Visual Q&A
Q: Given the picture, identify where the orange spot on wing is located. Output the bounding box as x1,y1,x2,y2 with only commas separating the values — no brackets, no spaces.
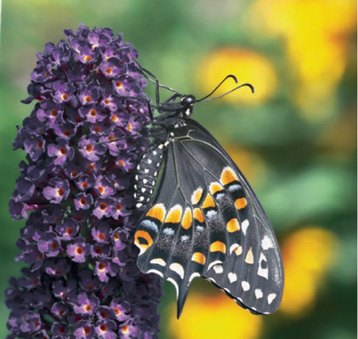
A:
210,241,226,254
192,252,206,265
182,208,192,230
202,194,216,209
235,198,247,210
165,205,182,223
191,188,203,205
220,167,239,186
193,208,204,223
146,204,166,222
227,218,240,233
210,182,224,195
134,230,153,253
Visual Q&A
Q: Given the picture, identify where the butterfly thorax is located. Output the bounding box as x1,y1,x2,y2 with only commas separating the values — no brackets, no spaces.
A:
133,94,196,211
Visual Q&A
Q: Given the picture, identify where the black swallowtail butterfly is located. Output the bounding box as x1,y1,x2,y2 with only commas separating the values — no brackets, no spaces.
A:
132,68,284,318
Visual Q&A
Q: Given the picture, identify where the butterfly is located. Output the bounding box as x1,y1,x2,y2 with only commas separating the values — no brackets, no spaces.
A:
132,69,284,318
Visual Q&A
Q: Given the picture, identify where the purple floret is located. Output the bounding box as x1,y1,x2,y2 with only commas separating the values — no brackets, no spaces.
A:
66,237,90,263
6,24,162,339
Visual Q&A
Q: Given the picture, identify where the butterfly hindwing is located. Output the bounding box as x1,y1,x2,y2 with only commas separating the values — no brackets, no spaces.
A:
134,119,284,317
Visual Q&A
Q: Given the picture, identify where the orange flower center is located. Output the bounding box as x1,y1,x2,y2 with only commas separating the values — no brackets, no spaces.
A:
80,198,87,205
85,145,94,152
59,147,67,155
99,202,107,211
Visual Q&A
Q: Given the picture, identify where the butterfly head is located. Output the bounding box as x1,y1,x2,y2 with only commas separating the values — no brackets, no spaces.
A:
180,95,196,117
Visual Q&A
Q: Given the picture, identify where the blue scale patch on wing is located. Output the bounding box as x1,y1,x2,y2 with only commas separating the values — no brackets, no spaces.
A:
134,119,284,317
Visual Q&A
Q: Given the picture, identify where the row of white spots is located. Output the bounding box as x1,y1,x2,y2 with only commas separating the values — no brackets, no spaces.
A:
223,272,277,305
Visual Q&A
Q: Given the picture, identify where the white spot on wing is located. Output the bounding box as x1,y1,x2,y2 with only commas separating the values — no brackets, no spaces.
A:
228,272,237,283
150,258,166,267
213,265,223,274
147,269,163,278
261,235,274,250
208,260,223,271
242,220,249,235
267,293,277,304
241,281,250,291
255,289,263,299
169,263,185,279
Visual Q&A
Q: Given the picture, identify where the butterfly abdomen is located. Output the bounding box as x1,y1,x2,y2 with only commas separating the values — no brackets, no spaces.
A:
134,144,166,211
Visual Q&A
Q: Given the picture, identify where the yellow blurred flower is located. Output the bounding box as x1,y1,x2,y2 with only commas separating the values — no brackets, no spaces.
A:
168,292,263,339
280,227,338,315
197,48,277,105
251,0,356,120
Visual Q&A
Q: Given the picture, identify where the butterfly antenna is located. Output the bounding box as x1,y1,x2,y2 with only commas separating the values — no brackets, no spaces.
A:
198,82,255,103
196,74,239,102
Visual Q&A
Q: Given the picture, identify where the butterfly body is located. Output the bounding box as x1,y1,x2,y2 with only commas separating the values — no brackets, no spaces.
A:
133,91,284,318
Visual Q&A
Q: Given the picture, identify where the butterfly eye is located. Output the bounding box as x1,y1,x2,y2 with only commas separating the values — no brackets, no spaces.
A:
181,95,195,106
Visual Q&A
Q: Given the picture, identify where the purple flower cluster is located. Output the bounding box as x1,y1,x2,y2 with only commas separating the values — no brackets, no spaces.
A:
6,24,162,338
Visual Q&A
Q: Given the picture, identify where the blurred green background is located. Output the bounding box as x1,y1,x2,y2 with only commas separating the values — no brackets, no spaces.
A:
0,0,356,338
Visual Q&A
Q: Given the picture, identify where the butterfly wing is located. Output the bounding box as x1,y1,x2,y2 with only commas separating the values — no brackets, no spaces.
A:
134,119,284,317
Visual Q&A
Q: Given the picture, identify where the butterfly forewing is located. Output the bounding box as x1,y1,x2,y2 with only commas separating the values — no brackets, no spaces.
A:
134,119,284,317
